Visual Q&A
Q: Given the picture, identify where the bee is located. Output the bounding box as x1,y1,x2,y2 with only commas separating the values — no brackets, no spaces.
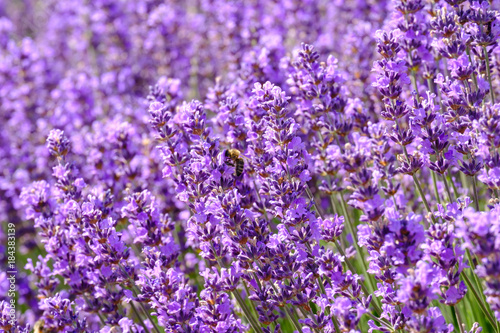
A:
34,319,45,333
224,149,246,177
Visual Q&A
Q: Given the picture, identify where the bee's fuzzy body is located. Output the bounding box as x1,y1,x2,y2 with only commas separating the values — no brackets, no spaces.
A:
224,149,245,177
34,320,45,333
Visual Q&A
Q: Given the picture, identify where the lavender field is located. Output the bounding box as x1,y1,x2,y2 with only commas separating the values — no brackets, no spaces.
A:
1,0,500,332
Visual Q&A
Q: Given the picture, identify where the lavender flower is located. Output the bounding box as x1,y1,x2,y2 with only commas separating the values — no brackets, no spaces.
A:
4,0,500,332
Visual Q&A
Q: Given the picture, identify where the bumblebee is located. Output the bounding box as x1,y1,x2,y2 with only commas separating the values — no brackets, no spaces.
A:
224,149,245,177
34,320,45,333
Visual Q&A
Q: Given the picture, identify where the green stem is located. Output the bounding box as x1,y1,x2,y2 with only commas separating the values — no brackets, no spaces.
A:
483,46,495,102
431,171,441,205
410,70,420,100
465,249,477,271
465,248,489,311
427,78,435,95
339,192,377,294
448,169,459,199
327,177,339,216
339,193,357,243
317,132,338,217
318,276,326,296
436,72,446,113
252,272,262,292
330,194,339,215
244,279,260,319
466,47,479,92
442,173,454,203
130,301,151,333
450,305,460,332
215,258,261,332
412,173,437,224
436,300,456,328
233,290,262,333
472,176,480,211
285,307,303,333
331,315,342,333
306,185,325,219
443,58,450,78
364,310,395,331
454,305,466,333
462,272,499,331
401,145,437,223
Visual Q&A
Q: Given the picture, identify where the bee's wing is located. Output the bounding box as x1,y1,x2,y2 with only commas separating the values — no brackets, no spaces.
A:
239,153,251,160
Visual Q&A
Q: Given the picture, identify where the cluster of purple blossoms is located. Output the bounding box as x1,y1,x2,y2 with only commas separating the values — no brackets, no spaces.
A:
1,0,500,332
